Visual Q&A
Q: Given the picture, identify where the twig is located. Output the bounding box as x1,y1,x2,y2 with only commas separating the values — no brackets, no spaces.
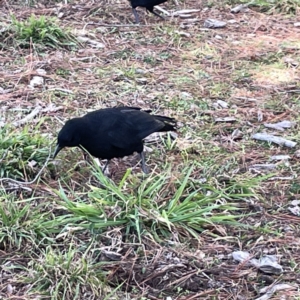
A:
85,22,155,28
12,106,42,127
11,104,63,127
47,88,74,94
155,6,170,16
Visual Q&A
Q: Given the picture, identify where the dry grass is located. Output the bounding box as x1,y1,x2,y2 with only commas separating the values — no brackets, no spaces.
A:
0,0,300,299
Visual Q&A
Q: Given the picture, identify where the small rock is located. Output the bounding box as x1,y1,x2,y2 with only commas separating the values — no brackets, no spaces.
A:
213,99,228,109
216,99,228,108
264,120,296,131
28,69,47,88
7,284,13,294
181,92,192,99
29,76,44,88
257,255,283,275
135,68,147,74
290,200,300,206
232,251,251,263
288,206,300,216
294,149,300,157
204,18,227,28
136,78,147,84
231,4,248,13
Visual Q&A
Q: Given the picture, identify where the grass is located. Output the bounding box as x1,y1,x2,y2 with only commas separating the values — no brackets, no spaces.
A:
0,0,300,298
57,164,253,239
9,14,78,50
0,125,50,180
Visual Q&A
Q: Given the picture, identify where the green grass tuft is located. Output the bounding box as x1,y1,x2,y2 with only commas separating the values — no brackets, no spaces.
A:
0,125,50,180
53,164,261,242
10,14,78,50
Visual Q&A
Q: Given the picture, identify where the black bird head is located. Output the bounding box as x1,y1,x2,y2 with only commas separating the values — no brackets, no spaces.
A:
53,118,83,159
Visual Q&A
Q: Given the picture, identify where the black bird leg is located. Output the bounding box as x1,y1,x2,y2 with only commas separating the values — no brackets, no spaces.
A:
146,6,165,19
83,152,89,162
132,8,140,23
139,152,149,174
102,159,110,173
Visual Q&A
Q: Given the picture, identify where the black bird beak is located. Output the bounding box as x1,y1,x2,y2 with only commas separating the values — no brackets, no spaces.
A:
53,144,63,159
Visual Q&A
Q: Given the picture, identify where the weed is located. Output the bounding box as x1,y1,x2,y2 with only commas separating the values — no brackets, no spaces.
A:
0,125,49,180
23,244,105,299
1,0,299,298
11,14,77,50
55,164,257,242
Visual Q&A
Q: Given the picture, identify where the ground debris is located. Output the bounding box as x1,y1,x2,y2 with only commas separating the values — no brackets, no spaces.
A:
204,19,227,28
256,283,297,300
252,133,297,148
232,251,283,275
264,120,296,131
1,0,300,299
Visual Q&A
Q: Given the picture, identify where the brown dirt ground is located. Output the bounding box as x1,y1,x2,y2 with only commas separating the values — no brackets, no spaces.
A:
1,0,300,299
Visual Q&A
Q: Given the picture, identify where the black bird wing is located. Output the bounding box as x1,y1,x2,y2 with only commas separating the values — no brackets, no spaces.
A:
107,108,166,149
80,107,175,156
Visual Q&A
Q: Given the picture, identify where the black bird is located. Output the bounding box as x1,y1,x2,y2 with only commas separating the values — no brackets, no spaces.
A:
129,0,168,23
53,107,176,174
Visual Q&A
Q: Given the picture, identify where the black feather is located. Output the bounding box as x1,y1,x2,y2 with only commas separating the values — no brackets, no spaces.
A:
53,107,177,174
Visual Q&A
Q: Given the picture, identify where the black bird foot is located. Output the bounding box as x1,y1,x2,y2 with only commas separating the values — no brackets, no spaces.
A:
102,159,110,174
142,164,149,174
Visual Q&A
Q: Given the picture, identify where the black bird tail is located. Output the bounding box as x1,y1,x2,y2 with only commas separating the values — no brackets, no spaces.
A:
153,115,177,132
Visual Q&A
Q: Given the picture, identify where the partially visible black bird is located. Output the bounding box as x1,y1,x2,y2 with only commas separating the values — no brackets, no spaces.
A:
53,107,177,174
129,0,168,23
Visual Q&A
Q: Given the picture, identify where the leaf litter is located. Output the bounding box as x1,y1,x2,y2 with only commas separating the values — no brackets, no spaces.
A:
0,0,300,299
